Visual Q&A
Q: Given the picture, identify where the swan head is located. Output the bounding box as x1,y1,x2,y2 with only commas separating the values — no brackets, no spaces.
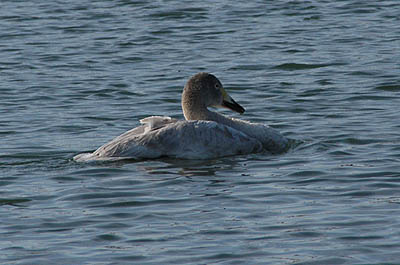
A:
182,72,245,120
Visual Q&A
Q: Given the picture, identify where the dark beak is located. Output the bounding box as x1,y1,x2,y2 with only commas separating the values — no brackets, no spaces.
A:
222,97,245,114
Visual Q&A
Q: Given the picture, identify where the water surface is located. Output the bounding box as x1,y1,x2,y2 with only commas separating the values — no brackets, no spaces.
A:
1,1,400,264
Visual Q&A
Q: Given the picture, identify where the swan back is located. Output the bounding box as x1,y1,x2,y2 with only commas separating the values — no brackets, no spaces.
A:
205,110,289,153
90,118,263,160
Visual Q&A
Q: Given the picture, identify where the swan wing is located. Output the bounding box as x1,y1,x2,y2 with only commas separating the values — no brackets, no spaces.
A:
77,120,262,160
73,116,176,161
150,120,263,159
226,116,290,153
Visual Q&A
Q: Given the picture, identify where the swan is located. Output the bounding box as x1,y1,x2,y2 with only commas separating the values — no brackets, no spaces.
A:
73,72,289,161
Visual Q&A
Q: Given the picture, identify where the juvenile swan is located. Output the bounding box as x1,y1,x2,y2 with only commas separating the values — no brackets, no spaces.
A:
74,72,289,161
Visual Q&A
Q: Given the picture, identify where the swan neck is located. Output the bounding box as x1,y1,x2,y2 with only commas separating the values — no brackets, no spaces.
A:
182,89,210,120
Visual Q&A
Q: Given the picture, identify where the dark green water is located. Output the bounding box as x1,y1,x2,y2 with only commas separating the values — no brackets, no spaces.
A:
1,1,400,264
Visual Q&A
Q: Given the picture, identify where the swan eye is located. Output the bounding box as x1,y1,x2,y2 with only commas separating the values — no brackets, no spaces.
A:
215,83,220,90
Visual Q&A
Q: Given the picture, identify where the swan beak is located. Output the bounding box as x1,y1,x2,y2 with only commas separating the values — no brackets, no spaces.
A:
221,89,245,114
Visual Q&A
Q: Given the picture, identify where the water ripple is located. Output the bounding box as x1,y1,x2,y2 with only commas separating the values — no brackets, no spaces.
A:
2,0,400,264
